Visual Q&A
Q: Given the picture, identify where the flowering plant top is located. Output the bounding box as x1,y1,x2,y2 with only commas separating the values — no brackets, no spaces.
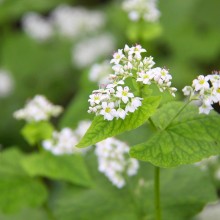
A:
183,74,220,114
88,44,177,121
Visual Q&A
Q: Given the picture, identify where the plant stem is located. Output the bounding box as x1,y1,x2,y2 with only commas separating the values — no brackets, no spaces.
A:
154,166,161,220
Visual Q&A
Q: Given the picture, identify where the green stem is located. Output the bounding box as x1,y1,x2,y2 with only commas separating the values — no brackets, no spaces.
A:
163,100,191,130
154,166,161,220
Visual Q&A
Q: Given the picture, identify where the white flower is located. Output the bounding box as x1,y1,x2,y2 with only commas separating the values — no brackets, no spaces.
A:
199,104,213,115
0,69,14,98
110,49,125,65
127,159,139,176
170,87,177,97
183,74,220,114
192,75,209,92
125,97,142,113
22,12,54,42
42,120,92,155
75,120,91,138
88,44,174,120
72,34,115,68
182,86,193,96
95,137,139,188
128,44,146,57
122,0,160,23
131,97,142,108
112,64,125,74
88,93,104,106
100,102,116,120
195,155,219,171
137,70,153,84
13,95,63,122
116,108,127,119
43,128,78,155
51,5,105,38
88,60,111,85
115,86,134,103
143,56,155,68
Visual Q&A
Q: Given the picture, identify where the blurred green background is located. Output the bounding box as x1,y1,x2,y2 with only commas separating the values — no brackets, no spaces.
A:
0,0,220,219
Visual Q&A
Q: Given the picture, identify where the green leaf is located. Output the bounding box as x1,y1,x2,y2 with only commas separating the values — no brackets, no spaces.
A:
21,121,54,146
150,165,217,220
0,149,48,213
50,153,216,220
21,152,92,187
50,153,138,220
77,96,161,148
0,208,48,220
130,101,220,167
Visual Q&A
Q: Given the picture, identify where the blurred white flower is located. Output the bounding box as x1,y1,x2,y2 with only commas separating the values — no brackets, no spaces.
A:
194,156,219,171
43,128,78,155
72,34,115,68
74,120,91,138
0,69,14,98
196,201,220,220
51,5,105,38
89,60,112,85
22,12,54,42
122,0,160,22
95,137,139,188
42,120,91,155
13,95,63,122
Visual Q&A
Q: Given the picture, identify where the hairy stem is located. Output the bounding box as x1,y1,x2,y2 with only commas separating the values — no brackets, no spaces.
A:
154,166,161,220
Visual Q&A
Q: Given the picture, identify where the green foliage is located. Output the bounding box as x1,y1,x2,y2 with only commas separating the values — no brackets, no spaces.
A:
50,154,216,220
0,208,48,220
130,102,220,167
127,22,162,42
21,121,54,146
0,149,48,213
21,151,93,187
77,96,161,148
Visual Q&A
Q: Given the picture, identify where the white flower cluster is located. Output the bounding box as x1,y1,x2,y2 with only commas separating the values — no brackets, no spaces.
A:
72,34,115,68
183,74,220,114
13,95,63,122
22,5,105,42
88,44,176,120
22,12,53,42
42,120,91,155
122,0,160,22
51,5,105,38
95,137,139,188
0,69,14,98
89,60,112,85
